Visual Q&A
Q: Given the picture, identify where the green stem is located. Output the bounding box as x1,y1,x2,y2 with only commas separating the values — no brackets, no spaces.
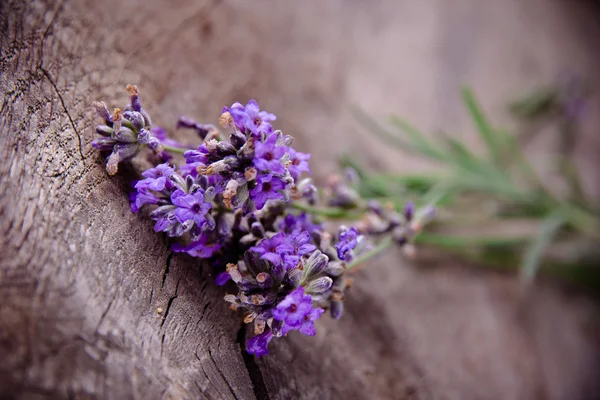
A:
161,144,188,154
346,236,393,271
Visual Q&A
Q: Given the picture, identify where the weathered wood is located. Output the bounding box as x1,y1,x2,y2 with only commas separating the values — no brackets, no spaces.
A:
1,0,600,399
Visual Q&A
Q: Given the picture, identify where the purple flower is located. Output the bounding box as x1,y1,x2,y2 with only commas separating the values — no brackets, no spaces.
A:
250,233,293,266
215,271,231,286
179,161,203,178
281,230,316,270
172,234,221,258
273,287,314,329
279,213,322,235
335,226,359,261
129,188,159,213
135,163,175,192
254,133,286,173
288,307,324,336
229,99,276,137
184,144,209,164
250,174,286,210
288,148,311,181
246,329,273,358
171,189,212,228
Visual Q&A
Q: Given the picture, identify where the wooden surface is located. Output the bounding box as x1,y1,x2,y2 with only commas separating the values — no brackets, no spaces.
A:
1,0,600,399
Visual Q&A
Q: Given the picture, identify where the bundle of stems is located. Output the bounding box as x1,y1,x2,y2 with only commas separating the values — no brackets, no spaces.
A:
338,82,599,290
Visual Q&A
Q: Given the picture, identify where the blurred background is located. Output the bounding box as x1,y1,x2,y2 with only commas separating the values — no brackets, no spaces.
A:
4,0,600,398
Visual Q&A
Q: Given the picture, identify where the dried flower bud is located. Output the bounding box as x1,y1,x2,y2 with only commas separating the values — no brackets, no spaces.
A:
126,84,142,112
226,263,243,283
223,179,239,208
219,111,234,128
244,167,257,182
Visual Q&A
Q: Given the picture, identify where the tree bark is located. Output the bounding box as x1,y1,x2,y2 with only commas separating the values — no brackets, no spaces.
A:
2,0,600,399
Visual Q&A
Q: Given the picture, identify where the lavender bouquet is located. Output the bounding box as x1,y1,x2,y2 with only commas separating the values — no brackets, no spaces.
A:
91,85,434,357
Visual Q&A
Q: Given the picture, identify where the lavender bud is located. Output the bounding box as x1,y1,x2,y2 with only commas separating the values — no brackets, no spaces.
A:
136,128,151,144
256,272,273,289
367,200,384,216
123,111,145,131
344,167,360,185
115,127,137,143
216,141,236,157
305,277,333,294
224,294,238,305
151,205,176,219
115,143,139,161
230,131,247,149
92,137,116,151
271,319,284,337
226,263,243,284
169,173,187,192
303,250,329,278
286,268,303,286
330,300,344,320
217,214,231,238
404,201,415,222
324,261,346,277
141,109,152,127
250,221,265,238
302,183,318,204
126,84,142,112
93,101,112,122
270,262,286,282
95,125,114,137
240,137,255,161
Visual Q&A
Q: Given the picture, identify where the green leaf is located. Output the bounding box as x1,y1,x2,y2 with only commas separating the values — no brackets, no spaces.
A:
388,116,450,162
508,87,559,120
353,106,413,152
461,87,501,165
520,211,565,284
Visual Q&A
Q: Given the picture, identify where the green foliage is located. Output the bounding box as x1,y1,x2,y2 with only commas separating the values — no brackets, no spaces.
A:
351,82,600,289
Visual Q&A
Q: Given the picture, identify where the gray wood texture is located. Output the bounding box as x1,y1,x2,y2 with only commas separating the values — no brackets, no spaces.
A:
2,0,600,399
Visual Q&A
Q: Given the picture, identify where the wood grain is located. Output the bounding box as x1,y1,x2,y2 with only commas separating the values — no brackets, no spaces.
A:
1,0,599,399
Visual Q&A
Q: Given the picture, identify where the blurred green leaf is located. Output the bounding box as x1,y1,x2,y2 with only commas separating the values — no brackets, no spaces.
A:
388,116,449,162
520,211,565,284
508,87,559,120
461,87,501,165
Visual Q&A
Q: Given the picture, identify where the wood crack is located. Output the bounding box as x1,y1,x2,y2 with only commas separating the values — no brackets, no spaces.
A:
40,67,85,164
236,323,269,400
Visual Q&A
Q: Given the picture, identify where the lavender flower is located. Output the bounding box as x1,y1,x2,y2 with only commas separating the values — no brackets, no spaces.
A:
92,85,161,175
335,226,359,261
288,148,311,181
254,133,286,174
279,212,322,235
228,99,276,137
246,329,273,357
171,189,212,229
90,87,432,358
172,233,221,258
250,174,286,210
273,287,323,335
250,233,293,266
135,163,175,192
